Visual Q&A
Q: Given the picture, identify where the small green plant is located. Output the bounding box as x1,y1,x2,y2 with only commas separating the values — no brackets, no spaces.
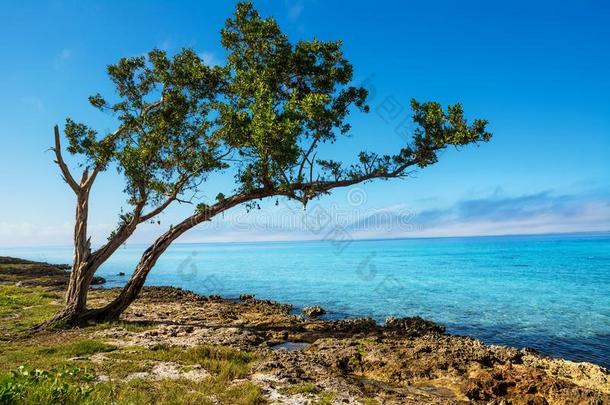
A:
0,365,96,405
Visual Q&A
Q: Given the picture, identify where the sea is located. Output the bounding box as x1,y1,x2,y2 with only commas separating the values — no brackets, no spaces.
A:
2,232,609,368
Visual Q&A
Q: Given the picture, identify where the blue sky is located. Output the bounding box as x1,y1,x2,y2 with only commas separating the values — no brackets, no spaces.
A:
0,0,609,246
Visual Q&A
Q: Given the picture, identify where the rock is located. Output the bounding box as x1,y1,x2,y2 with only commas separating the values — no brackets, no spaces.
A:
384,316,445,336
303,306,326,317
92,276,106,285
118,272,126,276
240,293,255,301
328,318,377,334
125,361,209,381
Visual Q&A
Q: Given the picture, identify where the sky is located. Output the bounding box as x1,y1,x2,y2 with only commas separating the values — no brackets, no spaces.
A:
0,0,609,246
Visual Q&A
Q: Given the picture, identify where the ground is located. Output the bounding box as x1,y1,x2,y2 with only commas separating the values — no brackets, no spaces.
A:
0,257,609,404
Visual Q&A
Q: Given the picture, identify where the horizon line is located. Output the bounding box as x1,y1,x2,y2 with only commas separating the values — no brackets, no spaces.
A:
2,229,608,249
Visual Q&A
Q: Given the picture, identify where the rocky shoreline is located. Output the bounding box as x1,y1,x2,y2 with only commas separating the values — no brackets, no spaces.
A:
1,256,609,404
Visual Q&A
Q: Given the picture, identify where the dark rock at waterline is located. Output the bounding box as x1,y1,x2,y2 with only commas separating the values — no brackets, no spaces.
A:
327,318,377,334
240,293,255,301
0,256,103,288
0,256,70,270
92,276,106,285
118,272,126,276
303,306,326,317
384,316,445,336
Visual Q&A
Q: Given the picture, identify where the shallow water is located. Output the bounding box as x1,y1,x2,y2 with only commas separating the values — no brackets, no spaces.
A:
2,233,609,368
270,342,310,351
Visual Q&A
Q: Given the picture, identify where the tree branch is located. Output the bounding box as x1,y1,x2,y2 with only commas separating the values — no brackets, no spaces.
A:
297,136,320,181
139,174,190,223
53,125,81,193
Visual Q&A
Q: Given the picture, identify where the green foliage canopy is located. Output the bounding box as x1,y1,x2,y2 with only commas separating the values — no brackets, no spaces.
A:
62,1,491,215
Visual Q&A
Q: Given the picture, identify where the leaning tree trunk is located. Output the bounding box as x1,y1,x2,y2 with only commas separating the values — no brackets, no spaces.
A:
87,191,267,322
88,218,195,322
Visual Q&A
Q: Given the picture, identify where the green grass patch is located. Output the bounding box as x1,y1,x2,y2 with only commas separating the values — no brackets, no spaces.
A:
0,365,266,405
315,390,336,405
280,382,317,395
100,377,265,405
108,344,256,381
0,285,62,337
0,339,116,375
40,339,117,357
358,397,380,405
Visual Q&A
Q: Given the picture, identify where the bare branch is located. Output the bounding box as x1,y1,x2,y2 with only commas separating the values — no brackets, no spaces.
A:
53,125,81,193
138,198,173,223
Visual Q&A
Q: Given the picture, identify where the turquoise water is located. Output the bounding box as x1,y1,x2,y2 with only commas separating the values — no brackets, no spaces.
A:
2,233,609,368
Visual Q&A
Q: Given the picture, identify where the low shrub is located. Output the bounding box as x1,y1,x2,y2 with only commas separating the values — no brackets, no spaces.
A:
0,365,95,405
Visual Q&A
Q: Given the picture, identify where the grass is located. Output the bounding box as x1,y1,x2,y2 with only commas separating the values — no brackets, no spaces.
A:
106,344,257,380
358,397,381,405
0,366,266,405
92,320,155,333
315,390,336,405
280,382,318,395
0,339,116,374
0,285,62,337
0,336,264,404
0,280,266,404
38,339,117,357
89,378,265,405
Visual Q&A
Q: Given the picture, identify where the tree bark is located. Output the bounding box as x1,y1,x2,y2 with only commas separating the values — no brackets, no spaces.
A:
88,190,272,322
89,216,205,322
37,187,100,328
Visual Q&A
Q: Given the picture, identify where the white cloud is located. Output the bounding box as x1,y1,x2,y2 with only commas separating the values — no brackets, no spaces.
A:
2,191,608,247
172,190,610,242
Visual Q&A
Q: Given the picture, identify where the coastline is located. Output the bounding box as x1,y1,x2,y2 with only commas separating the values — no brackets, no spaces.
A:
4,236,609,370
1,257,609,404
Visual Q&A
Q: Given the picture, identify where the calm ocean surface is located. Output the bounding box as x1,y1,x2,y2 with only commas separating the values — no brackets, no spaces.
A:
2,233,609,368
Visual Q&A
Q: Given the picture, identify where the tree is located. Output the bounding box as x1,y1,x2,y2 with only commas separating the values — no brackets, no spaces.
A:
43,49,227,328
44,2,491,327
